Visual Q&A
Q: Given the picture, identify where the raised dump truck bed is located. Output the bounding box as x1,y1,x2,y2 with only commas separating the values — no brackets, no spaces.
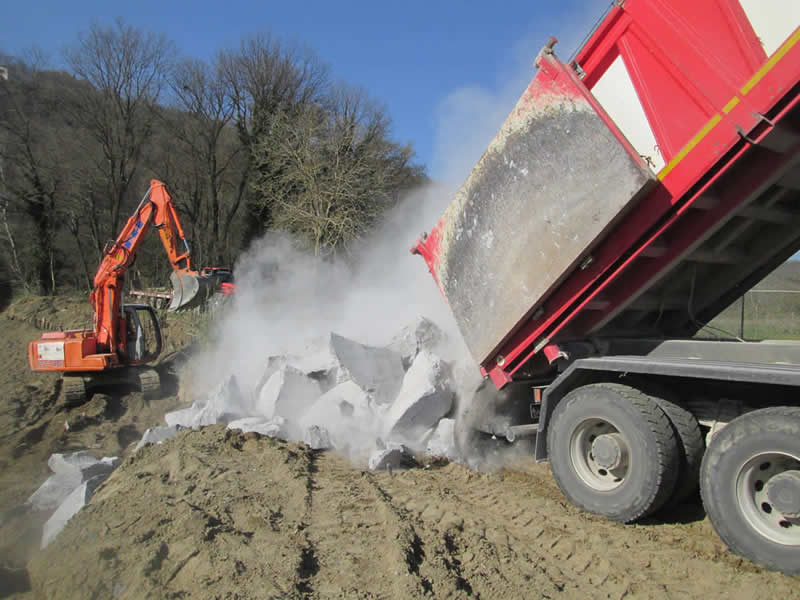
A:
413,0,800,576
414,0,800,389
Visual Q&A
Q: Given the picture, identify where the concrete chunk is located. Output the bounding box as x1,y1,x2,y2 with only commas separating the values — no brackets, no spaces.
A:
27,452,119,511
424,418,459,460
303,425,332,450
41,473,109,548
388,317,445,369
329,333,405,405
255,366,321,423
385,350,454,440
166,375,250,428
226,416,289,438
368,444,416,471
134,425,183,452
299,381,379,451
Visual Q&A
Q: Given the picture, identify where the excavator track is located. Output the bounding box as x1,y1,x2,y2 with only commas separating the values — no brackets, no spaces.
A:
62,375,88,406
136,368,161,398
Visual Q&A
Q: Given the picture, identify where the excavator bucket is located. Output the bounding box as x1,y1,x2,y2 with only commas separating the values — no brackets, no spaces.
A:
168,270,216,312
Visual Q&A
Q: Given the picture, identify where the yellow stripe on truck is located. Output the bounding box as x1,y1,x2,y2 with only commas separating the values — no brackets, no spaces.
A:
741,26,800,96
657,26,799,181
657,114,722,180
722,96,740,113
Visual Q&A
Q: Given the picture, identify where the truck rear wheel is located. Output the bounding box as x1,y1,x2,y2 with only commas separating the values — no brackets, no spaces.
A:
700,407,800,575
651,395,704,507
547,383,680,523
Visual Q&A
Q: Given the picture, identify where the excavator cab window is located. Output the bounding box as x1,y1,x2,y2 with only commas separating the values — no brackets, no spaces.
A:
123,304,162,364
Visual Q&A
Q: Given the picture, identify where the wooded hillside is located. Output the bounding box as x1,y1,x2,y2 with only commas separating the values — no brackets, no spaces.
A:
0,19,426,296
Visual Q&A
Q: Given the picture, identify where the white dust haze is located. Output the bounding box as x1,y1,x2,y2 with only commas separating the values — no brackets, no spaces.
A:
180,0,624,464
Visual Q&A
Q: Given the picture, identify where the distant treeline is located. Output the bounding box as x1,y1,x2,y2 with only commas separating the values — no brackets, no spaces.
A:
0,19,427,295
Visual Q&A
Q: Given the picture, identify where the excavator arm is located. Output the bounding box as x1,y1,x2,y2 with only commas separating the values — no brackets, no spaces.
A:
92,179,214,353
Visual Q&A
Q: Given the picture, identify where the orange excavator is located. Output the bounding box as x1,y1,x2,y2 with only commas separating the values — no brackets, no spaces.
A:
28,180,220,403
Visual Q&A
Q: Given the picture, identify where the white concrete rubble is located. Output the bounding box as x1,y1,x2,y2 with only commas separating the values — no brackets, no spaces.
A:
368,444,415,471
41,473,108,548
166,375,250,428
388,317,445,369
134,425,183,452
256,366,321,424
328,333,405,405
385,350,454,440
303,425,332,450
27,452,120,511
298,381,381,452
423,418,459,460
226,416,289,438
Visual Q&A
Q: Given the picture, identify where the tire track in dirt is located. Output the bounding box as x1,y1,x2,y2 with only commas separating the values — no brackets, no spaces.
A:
379,459,800,599
24,427,800,599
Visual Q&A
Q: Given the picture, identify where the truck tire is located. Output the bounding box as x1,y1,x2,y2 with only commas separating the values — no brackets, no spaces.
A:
700,406,800,575
547,383,680,523
651,396,704,507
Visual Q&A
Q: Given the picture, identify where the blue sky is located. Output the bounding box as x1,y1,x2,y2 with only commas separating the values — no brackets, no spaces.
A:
1,0,610,182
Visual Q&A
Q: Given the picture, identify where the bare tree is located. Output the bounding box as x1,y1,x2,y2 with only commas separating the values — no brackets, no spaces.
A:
167,56,245,265
254,84,420,257
64,19,174,247
0,54,67,294
219,35,329,244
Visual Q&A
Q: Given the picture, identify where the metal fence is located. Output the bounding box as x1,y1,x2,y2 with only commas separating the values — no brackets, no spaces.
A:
707,289,800,340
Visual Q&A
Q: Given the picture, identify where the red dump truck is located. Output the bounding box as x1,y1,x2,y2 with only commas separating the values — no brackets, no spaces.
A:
413,0,800,575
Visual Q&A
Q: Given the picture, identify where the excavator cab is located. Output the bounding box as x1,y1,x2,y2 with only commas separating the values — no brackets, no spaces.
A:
123,304,162,364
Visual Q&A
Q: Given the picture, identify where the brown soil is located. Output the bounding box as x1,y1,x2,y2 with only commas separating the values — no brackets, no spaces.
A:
2,297,800,599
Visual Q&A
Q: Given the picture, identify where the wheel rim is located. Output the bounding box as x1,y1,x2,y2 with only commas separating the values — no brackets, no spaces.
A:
735,451,800,546
569,418,630,491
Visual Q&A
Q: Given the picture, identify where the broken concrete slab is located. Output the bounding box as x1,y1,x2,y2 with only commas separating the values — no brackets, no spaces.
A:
368,444,417,471
226,416,289,438
255,365,321,423
27,452,120,511
134,425,184,452
166,375,251,428
298,381,380,451
299,381,374,428
329,333,405,405
303,425,332,450
41,473,108,548
388,316,445,369
385,350,454,441
424,418,459,460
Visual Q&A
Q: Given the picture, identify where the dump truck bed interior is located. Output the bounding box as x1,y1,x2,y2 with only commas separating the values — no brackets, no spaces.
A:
413,0,800,388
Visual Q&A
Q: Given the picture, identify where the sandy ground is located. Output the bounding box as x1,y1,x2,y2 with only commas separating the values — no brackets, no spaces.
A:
2,300,800,598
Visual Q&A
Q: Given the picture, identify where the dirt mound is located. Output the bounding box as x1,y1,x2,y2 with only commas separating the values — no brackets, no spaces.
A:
25,425,800,599
0,302,191,578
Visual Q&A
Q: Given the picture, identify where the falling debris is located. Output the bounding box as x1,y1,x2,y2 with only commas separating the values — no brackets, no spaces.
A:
385,350,454,440
388,316,445,369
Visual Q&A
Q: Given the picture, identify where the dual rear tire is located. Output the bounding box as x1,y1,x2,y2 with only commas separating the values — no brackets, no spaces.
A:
547,383,800,574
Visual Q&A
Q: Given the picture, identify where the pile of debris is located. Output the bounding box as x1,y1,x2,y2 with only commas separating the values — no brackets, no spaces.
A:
30,316,465,549
27,452,120,548
159,316,463,467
